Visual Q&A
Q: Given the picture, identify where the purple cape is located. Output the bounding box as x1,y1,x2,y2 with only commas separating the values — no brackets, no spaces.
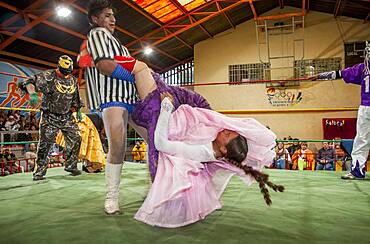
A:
131,73,211,181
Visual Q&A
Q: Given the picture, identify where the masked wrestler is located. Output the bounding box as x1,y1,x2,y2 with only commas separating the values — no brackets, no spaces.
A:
19,55,83,181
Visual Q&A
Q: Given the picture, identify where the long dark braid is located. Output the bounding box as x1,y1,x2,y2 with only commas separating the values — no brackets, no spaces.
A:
229,161,284,205
225,135,284,205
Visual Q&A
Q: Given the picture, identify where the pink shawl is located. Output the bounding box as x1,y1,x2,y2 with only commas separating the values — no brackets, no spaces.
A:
135,105,276,228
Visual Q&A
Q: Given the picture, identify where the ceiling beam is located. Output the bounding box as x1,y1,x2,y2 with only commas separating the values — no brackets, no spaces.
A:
0,26,23,32
126,0,217,48
0,0,49,27
334,0,343,18
254,0,305,21
306,0,310,13
0,0,77,51
0,2,87,39
69,2,180,63
131,0,248,56
0,51,56,68
0,1,167,70
0,11,54,51
169,0,213,38
0,30,78,57
278,0,284,9
215,1,235,29
248,0,258,19
0,58,48,71
121,0,193,50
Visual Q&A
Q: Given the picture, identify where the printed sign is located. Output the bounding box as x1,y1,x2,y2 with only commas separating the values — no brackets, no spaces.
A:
266,87,302,107
322,118,357,139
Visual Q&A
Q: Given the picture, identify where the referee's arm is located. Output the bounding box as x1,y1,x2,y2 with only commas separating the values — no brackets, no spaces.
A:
87,29,118,76
96,59,117,76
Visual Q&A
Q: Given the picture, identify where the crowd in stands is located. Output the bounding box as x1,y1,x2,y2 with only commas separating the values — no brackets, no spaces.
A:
0,110,40,142
0,110,147,176
0,147,21,176
131,141,147,163
272,136,351,171
1,110,358,176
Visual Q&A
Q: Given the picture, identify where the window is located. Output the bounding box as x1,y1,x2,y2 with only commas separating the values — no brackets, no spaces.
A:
294,58,341,78
228,63,270,85
162,61,194,86
344,42,366,68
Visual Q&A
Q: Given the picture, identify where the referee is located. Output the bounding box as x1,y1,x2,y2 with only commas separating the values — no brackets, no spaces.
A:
86,0,146,215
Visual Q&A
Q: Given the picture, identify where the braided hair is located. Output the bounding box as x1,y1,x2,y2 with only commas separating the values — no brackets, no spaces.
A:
225,135,285,205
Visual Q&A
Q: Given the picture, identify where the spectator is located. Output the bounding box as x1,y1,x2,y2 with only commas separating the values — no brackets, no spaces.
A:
4,115,16,131
12,110,20,122
0,117,6,131
132,141,145,163
11,120,21,131
19,114,27,129
30,117,39,129
24,143,37,171
139,141,147,163
5,115,20,141
30,125,39,141
48,152,65,166
333,138,349,171
287,138,300,158
316,142,335,170
1,148,21,174
17,124,33,143
292,142,315,170
273,142,291,169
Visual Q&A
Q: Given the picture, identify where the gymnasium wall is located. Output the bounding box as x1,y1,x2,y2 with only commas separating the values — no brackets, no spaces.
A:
194,7,370,140
0,61,90,113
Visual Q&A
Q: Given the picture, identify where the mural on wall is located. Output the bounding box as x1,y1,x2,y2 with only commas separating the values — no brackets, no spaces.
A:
266,87,303,107
0,61,42,109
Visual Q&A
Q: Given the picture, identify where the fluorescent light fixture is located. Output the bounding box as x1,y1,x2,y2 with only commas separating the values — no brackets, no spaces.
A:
144,47,153,55
56,6,71,17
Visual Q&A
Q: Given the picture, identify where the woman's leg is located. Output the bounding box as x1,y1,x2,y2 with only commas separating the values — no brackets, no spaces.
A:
102,107,128,214
132,61,157,100
128,116,148,142
115,56,157,100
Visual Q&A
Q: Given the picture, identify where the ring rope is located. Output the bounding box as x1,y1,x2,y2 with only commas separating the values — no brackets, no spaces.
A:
0,71,28,79
0,106,39,112
180,76,316,87
0,71,317,87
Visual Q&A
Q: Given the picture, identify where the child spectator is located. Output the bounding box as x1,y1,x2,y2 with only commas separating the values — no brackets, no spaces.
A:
292,142,315,170
274,142,291,169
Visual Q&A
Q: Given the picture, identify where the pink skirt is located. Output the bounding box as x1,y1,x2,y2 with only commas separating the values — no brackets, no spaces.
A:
135,105,276,228
134,154,253,228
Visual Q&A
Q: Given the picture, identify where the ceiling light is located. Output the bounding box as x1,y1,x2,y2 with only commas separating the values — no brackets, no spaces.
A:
144,47,153,55
56,6,71,17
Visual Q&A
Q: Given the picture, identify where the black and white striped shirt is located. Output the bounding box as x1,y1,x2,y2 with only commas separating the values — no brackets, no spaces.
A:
86,27,138,110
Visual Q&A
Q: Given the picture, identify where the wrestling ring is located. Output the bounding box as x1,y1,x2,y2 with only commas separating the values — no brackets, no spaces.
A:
0,70,369,244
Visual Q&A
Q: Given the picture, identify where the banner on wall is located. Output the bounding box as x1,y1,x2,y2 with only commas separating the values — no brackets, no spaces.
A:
322,118,357,140
266,87,303,107
0,61,42,109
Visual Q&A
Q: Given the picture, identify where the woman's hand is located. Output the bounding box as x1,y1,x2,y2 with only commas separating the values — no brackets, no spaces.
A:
160,92,174,103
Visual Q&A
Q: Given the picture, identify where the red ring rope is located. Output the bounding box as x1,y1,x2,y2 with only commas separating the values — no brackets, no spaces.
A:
0,70,316,87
